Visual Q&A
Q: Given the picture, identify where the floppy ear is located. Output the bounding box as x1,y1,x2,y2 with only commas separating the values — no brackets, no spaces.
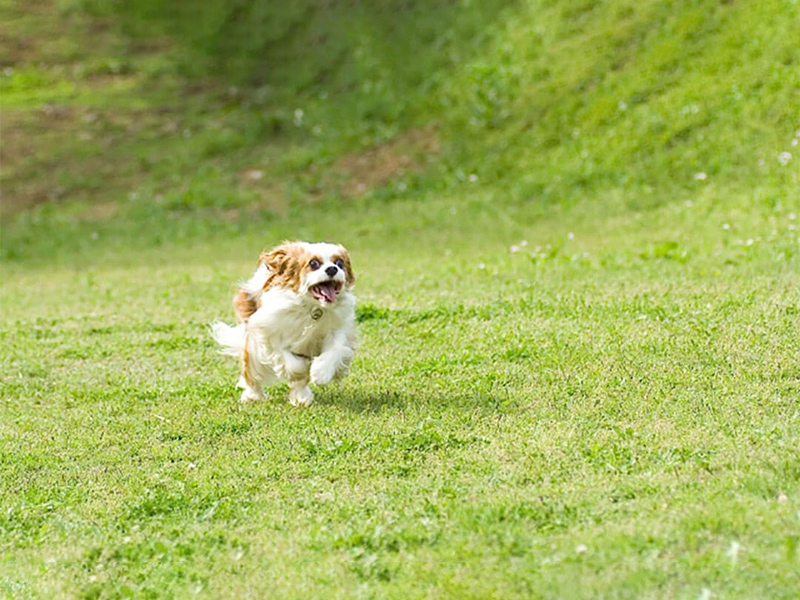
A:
259,241,302,291
338,245,356,287
259,243,288,272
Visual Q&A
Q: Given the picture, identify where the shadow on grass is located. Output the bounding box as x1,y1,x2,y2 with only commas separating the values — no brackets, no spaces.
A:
319,388,407,414
316,386,516,415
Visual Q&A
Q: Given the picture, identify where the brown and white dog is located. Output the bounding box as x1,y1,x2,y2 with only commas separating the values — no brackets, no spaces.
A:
212,241,357,406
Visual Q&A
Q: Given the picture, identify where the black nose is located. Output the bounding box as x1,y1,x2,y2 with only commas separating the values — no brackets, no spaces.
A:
325,266,338,277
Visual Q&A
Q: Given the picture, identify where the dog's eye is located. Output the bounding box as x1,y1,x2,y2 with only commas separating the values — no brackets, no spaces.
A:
335,259,344,269
309,259,321,270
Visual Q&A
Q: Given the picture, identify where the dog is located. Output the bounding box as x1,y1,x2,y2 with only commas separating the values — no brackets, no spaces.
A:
212,241,357,406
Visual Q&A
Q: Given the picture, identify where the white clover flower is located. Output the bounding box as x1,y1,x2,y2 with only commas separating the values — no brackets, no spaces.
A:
694,172,707,181
726,540,742,565
510,245,520,253
243,169,263,181
778,152,792,166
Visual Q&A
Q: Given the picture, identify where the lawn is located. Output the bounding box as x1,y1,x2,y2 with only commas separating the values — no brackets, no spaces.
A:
1,0,799,598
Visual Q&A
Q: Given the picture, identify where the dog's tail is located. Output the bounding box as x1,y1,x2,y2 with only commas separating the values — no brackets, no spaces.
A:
212,321,271,395
210,321,246,357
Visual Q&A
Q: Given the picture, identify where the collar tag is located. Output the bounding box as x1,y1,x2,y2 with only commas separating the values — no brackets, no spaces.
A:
311,307,323,321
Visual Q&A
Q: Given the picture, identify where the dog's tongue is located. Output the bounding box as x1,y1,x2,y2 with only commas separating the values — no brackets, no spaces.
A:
314,282,337,303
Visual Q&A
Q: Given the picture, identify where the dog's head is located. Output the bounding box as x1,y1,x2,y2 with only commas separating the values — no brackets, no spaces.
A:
260,241,355,305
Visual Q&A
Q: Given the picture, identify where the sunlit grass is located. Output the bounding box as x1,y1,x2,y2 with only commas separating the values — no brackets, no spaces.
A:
1,0,799,598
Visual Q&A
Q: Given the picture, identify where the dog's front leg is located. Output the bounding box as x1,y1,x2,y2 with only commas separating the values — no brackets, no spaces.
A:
288,378,314,406
279,351,314,406
280,351,310,380
310,331,354,386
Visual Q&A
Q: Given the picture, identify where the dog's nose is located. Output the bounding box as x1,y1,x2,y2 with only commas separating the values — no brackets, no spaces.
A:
325,266,338,277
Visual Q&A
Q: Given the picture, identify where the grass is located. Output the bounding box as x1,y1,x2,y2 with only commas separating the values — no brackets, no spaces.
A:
2,0,800,598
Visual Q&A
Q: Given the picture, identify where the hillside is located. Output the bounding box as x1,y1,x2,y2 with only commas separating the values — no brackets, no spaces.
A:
2,0,798,260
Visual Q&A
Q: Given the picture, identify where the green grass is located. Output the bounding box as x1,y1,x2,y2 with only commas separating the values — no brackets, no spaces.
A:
2,0,800,598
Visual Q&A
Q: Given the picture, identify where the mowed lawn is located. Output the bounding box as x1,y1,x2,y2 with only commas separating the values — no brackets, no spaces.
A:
2,0,800,597
2,183,799,598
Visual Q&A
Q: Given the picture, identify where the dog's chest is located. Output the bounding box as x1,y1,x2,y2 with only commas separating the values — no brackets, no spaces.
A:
279,306,337,356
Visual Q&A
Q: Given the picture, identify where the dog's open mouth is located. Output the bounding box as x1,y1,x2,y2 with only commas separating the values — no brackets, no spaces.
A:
309,280,342,304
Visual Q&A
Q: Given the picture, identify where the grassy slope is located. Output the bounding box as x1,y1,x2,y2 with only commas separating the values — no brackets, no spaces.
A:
2,0,800,598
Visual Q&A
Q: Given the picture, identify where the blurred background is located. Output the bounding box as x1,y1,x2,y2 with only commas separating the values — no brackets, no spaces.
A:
1,0,798,263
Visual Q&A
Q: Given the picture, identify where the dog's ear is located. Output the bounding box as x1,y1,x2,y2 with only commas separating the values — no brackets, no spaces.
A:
337,245,356,287
259,242,289,273
260,241,303,291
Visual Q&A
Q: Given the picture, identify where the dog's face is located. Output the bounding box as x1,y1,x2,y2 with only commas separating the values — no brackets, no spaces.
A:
261,241,355,305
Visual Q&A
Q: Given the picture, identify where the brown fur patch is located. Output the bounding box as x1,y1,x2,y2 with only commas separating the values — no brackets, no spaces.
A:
241,334,256,388
258,241,311,292
233,288,258,322
232,241,310,322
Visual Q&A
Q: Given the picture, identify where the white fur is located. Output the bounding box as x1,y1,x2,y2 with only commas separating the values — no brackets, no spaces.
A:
243,263,270,297
212,243,357,406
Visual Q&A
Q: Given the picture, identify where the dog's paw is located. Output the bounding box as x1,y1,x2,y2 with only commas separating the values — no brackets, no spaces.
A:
332,364,351,382
289,385,314,407
310,358,336,386
239,387,265,403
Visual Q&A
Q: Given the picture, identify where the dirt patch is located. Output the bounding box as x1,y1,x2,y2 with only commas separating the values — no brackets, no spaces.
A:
0,104,145,218
78,202,120,221
334,124,440,198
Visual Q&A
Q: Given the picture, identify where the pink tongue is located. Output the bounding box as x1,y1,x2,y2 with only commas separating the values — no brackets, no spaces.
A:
317,283,335,303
